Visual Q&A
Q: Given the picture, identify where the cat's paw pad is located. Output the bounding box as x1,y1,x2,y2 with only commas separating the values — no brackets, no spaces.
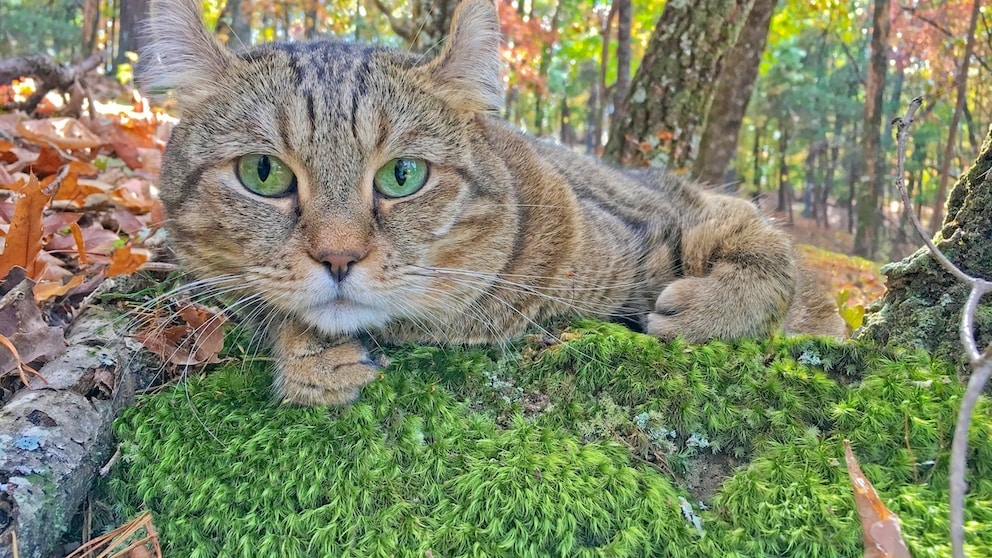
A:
275,342,385,406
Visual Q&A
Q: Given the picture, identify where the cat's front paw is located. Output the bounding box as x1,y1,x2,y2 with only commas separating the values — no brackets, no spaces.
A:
646,276,783,343
271,322,385,406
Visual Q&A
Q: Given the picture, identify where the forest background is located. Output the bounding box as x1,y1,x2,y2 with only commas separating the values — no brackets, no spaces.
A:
2,0,987,266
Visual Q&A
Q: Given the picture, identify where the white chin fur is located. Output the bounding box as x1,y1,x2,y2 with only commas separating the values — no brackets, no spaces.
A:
303,303,389,336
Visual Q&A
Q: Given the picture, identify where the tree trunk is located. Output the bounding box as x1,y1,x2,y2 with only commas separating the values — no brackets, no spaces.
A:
603,0,755,169
858,125,992,372
114,0,150,69
692,0,776,185
847,120,860,235
533,1,562,136
560,97,576,148
777,123,790,213
750,119,765,201
216,0,253,48
822,116,843,229
583,61,600,155
611,0,633,128
594,3,617,155
853,0,890,259
930,0,981,235
82,0,101,55
371,0,458,54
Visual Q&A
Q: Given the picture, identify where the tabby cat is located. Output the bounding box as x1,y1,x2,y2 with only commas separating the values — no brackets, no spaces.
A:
143,0,844,406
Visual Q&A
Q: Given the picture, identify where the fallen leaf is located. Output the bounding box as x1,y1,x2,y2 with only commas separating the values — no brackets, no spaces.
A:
0,164,14,187
844,440,911,558
134,302,227,367
69,222,87,264
106,245,150,277
16,117,105,150
178,304,227,364
0,269,63,382
110,178,157,213
0,175,51,279
33,274,86,302
45,223,119,255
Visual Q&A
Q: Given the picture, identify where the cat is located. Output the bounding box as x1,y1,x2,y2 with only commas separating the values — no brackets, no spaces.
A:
142,0,845,406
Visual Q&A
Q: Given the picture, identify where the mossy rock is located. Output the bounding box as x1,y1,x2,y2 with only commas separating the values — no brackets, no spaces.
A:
103,320,992,557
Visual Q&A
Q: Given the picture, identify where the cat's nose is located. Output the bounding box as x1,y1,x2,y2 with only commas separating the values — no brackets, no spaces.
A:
316,250,366,283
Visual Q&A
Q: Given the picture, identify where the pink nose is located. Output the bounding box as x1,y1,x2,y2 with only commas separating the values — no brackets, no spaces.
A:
315,250,365,283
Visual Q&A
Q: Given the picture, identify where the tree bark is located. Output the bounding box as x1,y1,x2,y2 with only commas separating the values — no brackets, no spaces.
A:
858,124,992,372
853,0,890,259
750,119,765,201
692,0,776,185
114,0,150,69
0,307,144,558
559,96,576,148
594,3,617,155
371,0,458,54
930,0,981,235
776,123,790,213
533,1,562,136
603,0,754,169
611,0,633,128
216,0,253,48
81,0,101,56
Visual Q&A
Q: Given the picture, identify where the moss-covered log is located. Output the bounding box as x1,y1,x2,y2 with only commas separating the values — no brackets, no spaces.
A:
858,125,992,370
100,321,992,557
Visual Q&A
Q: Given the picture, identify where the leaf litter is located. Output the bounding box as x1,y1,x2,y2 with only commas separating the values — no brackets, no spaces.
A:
0,85,225,404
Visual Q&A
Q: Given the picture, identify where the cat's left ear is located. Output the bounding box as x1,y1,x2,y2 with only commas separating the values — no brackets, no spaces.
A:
417,0,504,114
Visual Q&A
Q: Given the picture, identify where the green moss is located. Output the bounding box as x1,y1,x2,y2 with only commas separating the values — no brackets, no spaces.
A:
103,320,992,557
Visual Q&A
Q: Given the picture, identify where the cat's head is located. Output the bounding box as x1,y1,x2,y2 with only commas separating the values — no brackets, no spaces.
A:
143,0,519,336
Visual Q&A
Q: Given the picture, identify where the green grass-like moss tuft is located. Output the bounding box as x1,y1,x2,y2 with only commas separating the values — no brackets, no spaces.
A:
104,320,992,557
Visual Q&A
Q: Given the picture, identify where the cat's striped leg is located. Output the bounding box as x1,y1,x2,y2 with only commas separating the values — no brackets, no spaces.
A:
270,319,383,406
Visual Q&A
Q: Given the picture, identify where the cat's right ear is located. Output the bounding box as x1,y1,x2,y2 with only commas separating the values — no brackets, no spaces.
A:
139,0,235,100
416,0,503,114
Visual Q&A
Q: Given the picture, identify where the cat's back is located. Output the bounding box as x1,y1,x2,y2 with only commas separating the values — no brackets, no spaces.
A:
479,117,708,229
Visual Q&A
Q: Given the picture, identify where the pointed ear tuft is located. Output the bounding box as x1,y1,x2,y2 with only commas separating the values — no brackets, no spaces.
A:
139,0,234,100
418,0,504,114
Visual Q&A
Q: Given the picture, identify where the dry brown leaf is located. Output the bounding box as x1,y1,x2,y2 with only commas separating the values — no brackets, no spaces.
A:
110,178,157,213
844,440,911,558
0,269,62,383
0,175,51,279
178,304,227,364
69,222,88,264
134,303,227,367
106,245,150,277
33,273,85,302
45,223,118,255
16,117,104,150
34,250,73,282
41,211,82,237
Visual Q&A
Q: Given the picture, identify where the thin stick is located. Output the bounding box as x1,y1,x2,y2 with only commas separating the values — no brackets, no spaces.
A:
891,95,992,558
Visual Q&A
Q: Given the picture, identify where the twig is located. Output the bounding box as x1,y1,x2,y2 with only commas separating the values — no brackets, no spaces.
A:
99,444,121,477
891,95,992,558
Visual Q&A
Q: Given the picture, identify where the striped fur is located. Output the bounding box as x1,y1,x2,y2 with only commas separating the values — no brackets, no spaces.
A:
145,0,845,405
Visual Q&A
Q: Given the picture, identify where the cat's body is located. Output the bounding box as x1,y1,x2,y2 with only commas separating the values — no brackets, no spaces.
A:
145,0,844,405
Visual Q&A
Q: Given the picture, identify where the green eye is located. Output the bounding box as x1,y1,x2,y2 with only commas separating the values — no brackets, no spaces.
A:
236,154,296,197
373,158,429,198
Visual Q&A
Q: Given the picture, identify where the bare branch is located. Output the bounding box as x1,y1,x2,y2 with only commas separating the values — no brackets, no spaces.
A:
891,97,973,285
891,95,992,558
368,0,415,42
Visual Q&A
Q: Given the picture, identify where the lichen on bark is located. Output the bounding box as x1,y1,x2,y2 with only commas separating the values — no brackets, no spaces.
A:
857,125,992,370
